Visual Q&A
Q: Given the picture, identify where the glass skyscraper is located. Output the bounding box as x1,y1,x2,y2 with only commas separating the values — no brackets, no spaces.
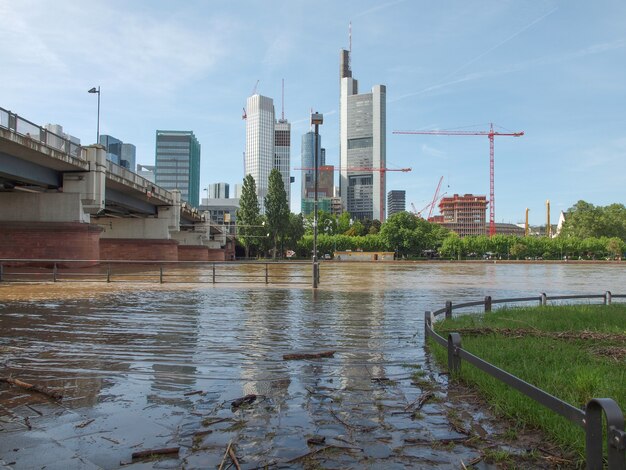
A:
339,49,387,221
155,130,201,207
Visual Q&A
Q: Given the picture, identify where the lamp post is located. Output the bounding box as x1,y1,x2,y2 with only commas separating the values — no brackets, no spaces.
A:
87,86,101,143
203,187,209,207
311,112,323,288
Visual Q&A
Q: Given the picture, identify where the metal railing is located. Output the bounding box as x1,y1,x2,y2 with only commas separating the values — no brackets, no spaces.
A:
0,106,83,160
425,292,626,469
0,259,315,286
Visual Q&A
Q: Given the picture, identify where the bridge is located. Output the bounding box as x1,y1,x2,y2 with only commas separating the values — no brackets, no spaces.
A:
0,106,234,264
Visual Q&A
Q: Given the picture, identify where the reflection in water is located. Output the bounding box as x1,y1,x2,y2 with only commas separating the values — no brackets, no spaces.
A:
0,263,624,466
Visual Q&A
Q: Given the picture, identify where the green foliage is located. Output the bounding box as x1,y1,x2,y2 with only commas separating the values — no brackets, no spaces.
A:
264,169,290,259
379,212,448,257
431,304,626,460
560,200,626,241
235,174,261,258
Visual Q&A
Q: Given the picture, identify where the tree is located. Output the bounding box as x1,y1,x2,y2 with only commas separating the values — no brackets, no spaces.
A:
236,175,261,259
560,200,626,241
264,169,290,259
285,213,305,253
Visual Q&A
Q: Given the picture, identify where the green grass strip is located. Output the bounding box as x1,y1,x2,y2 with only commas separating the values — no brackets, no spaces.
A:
430,304,626,461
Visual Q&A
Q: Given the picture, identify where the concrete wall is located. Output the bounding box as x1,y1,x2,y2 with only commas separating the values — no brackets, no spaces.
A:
100,239,179,261
0,192,87,223
96,217,171,239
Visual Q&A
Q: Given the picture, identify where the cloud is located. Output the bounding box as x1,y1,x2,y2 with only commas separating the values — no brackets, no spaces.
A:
0,1,239,95
354,0,407,18
421,144,447,159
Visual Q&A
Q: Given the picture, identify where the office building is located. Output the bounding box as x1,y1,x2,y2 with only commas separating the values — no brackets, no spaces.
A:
207,183,229,199
244,93,291,214
44,124,80,152
339,48,386,221
275,118,291,205
300,131,331,215
155,130,201,206
98,135,135,169
387,190,406,217
429,194,487,237
136,164,155,183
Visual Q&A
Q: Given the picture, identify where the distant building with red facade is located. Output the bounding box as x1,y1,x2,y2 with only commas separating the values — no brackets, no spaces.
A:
429,194,487,237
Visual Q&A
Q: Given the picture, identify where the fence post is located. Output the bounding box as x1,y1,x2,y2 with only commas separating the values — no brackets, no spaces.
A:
605,291,612,305
540,292,547,306
212,263,216,284
485,295,492,312
424,311,432,338
53,263,57,282
0,263,3,282
106,265,111,283
585,398,625,470
447,332,462,375
445,301,452,319
159,266,163,284
265,263,269,284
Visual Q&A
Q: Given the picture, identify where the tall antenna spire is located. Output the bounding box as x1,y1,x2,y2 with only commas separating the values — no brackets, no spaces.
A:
281,78,285,121
349,21,352,53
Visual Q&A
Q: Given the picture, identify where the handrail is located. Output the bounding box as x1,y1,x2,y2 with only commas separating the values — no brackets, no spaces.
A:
0,259,316,286
424,292,625,469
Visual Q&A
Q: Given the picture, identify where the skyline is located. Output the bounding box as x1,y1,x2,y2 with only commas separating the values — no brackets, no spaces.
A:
1,0,625,225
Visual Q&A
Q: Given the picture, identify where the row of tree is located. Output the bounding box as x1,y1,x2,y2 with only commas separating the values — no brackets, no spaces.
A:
235,176,626,260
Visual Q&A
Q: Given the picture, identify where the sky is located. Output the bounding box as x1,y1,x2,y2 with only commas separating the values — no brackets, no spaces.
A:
1,0,625,225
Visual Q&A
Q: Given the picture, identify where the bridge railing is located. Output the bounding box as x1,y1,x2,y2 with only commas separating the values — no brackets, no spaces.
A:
425,293,626,469
105,160,174,204
0,106,83,160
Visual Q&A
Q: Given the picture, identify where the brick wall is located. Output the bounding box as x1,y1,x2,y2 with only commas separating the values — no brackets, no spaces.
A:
178,245,209,261
100,239,179,261
0,222,102,267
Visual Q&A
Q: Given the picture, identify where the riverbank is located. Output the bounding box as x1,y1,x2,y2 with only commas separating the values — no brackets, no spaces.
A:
430,304,626,465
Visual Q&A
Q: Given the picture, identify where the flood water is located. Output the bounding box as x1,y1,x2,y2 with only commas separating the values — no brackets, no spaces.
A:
0,262,624,469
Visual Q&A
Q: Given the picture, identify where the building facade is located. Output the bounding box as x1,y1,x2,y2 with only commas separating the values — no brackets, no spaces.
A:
99,135,135,169
136,164,155,183
207,183,229,199
429,194,487,237
274,119,291,205
245,94,275,213
155,130,201,206
339,49,386,221
387,190,406,217
301,131,332,215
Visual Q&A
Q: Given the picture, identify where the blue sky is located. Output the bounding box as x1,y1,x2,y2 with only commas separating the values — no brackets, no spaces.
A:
1,0,624,225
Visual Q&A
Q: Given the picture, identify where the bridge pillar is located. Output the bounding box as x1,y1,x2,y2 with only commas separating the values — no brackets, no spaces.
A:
0,146,107,266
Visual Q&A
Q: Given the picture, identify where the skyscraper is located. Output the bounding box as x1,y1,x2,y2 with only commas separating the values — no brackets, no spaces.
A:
387,190,406,217
244,94,291,213
301,131,331,215
339,49,387,221
155,130,201,206
207,183,229,199
274,119,291,205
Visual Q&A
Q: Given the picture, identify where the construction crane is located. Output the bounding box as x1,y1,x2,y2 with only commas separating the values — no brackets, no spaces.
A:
427,176,444,219
393,123,524,236
294,166,412,221
242,80,261,120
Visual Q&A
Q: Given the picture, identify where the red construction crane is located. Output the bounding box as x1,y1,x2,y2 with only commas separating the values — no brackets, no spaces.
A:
428,176,444,219
294,166,412,221
393,124,524,236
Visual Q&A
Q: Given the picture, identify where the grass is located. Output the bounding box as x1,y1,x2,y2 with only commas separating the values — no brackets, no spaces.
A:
429,303,626,461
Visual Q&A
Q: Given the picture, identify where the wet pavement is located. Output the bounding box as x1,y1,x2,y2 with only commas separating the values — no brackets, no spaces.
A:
1,263,624,469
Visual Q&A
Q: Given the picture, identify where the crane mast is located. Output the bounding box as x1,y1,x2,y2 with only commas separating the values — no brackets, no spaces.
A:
393,124,524,236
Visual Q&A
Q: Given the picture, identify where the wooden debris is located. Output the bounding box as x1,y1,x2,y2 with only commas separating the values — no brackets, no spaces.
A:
25,404,43,416
286,444,357,463
405,391,435,412
228,445,242,470
101,436,120,444
202,416,231,427
307,436,326,446
131,447,179,460
193,429,213,438
371,377,391,383
0,377,63,400
231,394,257,409
283,350,335,360
75,418,95,429
23,416,32,430
183,390,204,396
218,441,233,470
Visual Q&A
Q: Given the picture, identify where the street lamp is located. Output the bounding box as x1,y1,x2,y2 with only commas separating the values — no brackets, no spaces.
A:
87,86,101,143
311,112,323,288
203,187,209,206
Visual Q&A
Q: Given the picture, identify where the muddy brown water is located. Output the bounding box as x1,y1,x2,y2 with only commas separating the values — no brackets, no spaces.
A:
0,262,624,469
